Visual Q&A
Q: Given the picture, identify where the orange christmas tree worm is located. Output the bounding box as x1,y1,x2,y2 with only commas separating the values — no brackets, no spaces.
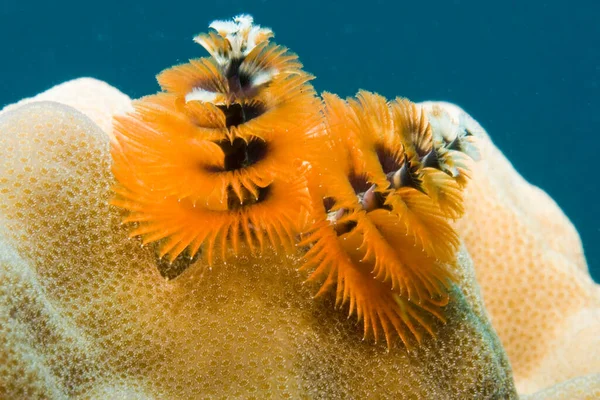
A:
111,15,324,263
111,14,479,348
299,91,479,347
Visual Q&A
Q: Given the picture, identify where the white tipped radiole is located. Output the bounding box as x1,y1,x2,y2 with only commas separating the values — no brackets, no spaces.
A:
194,14,274,66
186,14,283,104
185,88,220,103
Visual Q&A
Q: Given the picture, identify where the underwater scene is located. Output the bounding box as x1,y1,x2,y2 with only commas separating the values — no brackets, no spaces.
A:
0,0,598,399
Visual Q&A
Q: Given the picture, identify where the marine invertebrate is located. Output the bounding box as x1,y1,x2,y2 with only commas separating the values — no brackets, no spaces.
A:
111,15,323,263
111,15,479,348
299,91,479,346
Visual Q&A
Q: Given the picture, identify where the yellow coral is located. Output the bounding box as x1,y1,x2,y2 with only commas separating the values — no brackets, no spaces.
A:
0,99,515,398
0,77,132,136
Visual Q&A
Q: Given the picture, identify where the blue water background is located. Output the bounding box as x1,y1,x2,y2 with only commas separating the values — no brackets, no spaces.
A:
1,1,598,281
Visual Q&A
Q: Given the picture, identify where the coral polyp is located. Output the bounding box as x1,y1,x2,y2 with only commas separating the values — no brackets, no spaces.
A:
111,14,478,348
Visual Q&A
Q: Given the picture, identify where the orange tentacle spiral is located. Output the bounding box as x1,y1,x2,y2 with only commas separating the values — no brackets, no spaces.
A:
111,14,479,349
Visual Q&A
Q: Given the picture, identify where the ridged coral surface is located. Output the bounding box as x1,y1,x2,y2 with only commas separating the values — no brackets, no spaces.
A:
0,99,515,398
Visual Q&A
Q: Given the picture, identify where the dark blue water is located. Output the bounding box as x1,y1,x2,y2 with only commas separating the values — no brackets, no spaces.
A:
1,1,598,281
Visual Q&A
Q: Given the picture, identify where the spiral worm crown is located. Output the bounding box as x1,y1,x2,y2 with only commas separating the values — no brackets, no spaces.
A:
111,15,479,348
